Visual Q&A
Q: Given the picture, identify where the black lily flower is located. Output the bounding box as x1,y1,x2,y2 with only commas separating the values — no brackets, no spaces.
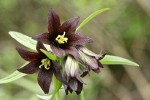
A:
76,45,105,75
16,41,65,94
64,56,84,95
32,9,93,58
64,77,83,95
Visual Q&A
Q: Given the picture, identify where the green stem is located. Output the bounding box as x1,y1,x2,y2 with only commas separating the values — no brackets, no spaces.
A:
53,59,62,100
55,91,60,100
80,91,85,100
53,75,61,100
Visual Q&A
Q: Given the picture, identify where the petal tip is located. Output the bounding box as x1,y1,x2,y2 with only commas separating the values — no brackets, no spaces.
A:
16,46,20,51
75,16,80,20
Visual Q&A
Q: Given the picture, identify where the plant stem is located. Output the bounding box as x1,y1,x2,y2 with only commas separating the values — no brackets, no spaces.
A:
55,91,60,100
54,59,62,100
80,91,85,100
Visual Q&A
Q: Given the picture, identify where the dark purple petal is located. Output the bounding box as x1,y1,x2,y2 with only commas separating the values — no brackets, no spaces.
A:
84,56,101,73
78,51,100,73
76,45,106,60
52,61,62,72
92,68,100,73
80,68,89,77
68,33,93,46
36,41,47,53
53,61,67,84
76,81,83,95
65,47,78,59
17,60,40,74
64,85,73,95
60,17,80,34
65,77,83,95
98,61,104,68
87,58,100,71
38,69,53,94
63,74,84,95
77,45,100,58
32,33,50,44
75,75,84,84
54,71,66,84
98,53,107,60
69,78,78,91
48,9,61,34
81,70,89,77
16,47,40,61
51,45,65,57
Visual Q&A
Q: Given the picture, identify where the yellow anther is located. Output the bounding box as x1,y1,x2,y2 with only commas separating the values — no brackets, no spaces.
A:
44,65,50,70
55,32,68,44
39,58,51,70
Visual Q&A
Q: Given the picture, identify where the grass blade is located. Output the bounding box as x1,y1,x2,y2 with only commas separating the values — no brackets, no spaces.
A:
77,8,110,30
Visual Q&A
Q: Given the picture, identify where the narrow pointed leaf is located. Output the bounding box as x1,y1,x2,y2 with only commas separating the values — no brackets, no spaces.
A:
9,31,37,50
0,71,26,84
76,8,110,30
0,70,22,81
36,94,52,100
0,62,28,81
0,62,28,84
40,49,58,60
9,31,50,51
100,55,139,67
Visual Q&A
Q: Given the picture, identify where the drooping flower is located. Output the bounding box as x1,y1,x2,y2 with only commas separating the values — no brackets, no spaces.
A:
32,9,93,58
64,56,84,95
76,45,105,75
16,41,65,94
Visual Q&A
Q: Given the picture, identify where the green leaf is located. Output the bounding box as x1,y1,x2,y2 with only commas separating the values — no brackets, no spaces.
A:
0,71,26,84
40,49,58,60
9,31,37,50
76,8,110,31
50,76,62,100
0,62,28,84
9,31,50,51
100,55,139,67
36,94,52,100
0,70,22,81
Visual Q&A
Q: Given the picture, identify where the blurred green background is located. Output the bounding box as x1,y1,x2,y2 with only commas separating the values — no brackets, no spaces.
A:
0,0,150,100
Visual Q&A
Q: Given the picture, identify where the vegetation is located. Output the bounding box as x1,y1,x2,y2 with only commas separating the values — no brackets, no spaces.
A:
0,0,150,100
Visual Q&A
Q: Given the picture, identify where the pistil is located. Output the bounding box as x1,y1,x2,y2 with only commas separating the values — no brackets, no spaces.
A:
55,32,68,44
39,58,51,70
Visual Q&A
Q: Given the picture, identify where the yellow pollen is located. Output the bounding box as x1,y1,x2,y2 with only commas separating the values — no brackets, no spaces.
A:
39,58,51,70
55,32,68,44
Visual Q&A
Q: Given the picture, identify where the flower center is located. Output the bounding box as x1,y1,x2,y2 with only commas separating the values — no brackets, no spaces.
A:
39,58,51,70
55,32,68,44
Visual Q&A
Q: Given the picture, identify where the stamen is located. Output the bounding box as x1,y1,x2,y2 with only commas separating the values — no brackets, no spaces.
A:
62,32,66,37
55,32,68,44
39,63,44,69
39,58,51,70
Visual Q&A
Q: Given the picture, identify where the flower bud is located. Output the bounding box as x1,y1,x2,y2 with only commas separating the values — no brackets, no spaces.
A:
77,45,105,73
